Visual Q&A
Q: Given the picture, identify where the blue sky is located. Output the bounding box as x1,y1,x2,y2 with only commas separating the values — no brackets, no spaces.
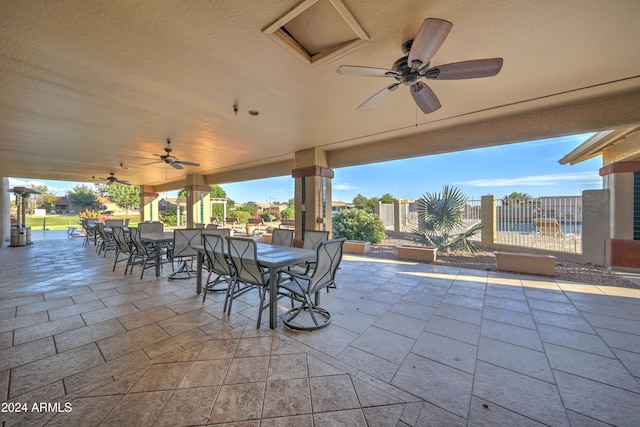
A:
10,133,602,203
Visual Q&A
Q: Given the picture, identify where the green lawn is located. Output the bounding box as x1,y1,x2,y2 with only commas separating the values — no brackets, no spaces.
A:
23,215,140,230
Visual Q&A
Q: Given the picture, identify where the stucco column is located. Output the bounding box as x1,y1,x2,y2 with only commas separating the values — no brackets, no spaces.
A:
184,174,211,228
292,148,333,241
1,177,10,246
481,195,496,247
599,161,640,267
139,186,159,222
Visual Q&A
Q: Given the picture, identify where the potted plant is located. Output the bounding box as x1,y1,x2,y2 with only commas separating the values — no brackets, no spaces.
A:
404,185,482,262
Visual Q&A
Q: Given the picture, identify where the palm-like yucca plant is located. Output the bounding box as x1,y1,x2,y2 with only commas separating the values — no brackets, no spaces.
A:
413,185,482,254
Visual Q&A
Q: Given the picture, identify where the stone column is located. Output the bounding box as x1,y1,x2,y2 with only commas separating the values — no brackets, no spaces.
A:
0,177,10,245
139,186,159,222
292,148,333,241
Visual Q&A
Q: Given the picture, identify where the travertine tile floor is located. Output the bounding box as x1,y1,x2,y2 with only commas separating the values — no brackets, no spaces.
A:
1,230,640,426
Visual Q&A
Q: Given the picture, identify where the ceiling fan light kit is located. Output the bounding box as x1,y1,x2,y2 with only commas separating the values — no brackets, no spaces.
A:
337,18,503,114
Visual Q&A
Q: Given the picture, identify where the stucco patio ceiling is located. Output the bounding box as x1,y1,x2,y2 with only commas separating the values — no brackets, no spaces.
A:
1,0,640,192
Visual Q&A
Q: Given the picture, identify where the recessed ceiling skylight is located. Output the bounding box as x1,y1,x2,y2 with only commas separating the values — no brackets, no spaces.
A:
263,0,369,66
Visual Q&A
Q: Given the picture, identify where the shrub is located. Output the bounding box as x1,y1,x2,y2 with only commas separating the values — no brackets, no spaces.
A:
332,208,386,244
260,209,281,222
232,210,251,224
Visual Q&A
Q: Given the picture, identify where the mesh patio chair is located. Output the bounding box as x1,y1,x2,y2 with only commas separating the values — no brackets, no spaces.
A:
129,227,166,279
286,230,329,276
82,218,97,247
277,238,346,331
202,234,236,303
168,229,202,279
95,222,116,257
271,228,294,247
104,219,124,227
205,223,218,230
225,237,270,328
138,221,164,234
111,226,135,273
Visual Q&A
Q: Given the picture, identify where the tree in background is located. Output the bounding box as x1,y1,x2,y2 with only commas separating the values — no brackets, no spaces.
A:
352,193,395,213
68,184,98,211
27,183,57,210
210,185,227,222
280,204,294,220
104,184,140,215
502,191,532,205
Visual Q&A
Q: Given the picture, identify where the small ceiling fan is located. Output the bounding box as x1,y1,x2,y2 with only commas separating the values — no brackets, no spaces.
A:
94,172,130,186
142,138,200,170
337,18,503,114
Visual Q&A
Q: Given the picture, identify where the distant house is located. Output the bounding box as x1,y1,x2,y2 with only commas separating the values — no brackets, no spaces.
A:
331,200,354,215
159,198,178,214
255,202,288,213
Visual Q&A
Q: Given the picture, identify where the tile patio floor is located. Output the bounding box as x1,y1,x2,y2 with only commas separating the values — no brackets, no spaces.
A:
1,230,640,426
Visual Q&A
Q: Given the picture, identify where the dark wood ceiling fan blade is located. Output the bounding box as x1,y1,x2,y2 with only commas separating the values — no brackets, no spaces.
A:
407,18,452,69
169,161,184,170
424,58,503,80
411,82,441,114
175,160,200,166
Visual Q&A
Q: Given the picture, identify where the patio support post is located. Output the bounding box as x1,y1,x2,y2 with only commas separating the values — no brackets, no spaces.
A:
184,174,211,229
481,195,496,247
139,186,159,222
292,148,333,240
1,177,10,245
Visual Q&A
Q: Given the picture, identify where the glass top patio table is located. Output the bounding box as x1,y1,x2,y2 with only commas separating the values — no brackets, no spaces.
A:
140,232,175,277
193,242,315,329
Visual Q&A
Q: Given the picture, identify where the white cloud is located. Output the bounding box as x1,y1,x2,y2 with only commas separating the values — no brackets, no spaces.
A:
456,171,601,187
333,183,358,191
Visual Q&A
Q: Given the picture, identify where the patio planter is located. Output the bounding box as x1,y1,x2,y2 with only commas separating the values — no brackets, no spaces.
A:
396,245,437,262
344,240,371,254
261,234,272,244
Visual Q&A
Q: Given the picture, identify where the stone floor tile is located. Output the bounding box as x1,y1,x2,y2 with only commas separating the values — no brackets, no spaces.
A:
45,395,123,427
373,311,428,339
389,299,437,321
118,305,177,331
415,400,467,426
310,374,360,412
15,296,74,316
131,362,191,392
531,309,595,333
537,324,615,357
545,342,640,392
55,318,126,353
267,353,307,381
473,361,570,426
481,318,544,351
260,414,312,426
0,310,49,333
392,353,473,418
351,326,414,365
97,323,171,361
336,345,399,382
313,409,368,426
435,302,482,325
477,337,554,382
47,299,106,320
13,314,85,346
179,359,230,388
98,390,173,427
224,355,269,384
467,395,547,427
425,315,481,345
154,386,218,426
0,336,56,372
156,309,216,336
262,378,311,418
351,377,404,407
411,331,477,374
209,382,265,424
554,370,640,426
10,343,104,398
330,307,378,333
483,304,536,329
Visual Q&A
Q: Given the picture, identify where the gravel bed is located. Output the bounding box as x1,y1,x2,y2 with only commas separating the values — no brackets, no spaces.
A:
366,238,639,289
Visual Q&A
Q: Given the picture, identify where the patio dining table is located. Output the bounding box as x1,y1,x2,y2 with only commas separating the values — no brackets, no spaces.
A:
193,242,315,329
140,231,175,277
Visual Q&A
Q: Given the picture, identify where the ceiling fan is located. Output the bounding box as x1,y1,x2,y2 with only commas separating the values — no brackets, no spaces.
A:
337,18,503,114
94,172,130,186
142,138,200,170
